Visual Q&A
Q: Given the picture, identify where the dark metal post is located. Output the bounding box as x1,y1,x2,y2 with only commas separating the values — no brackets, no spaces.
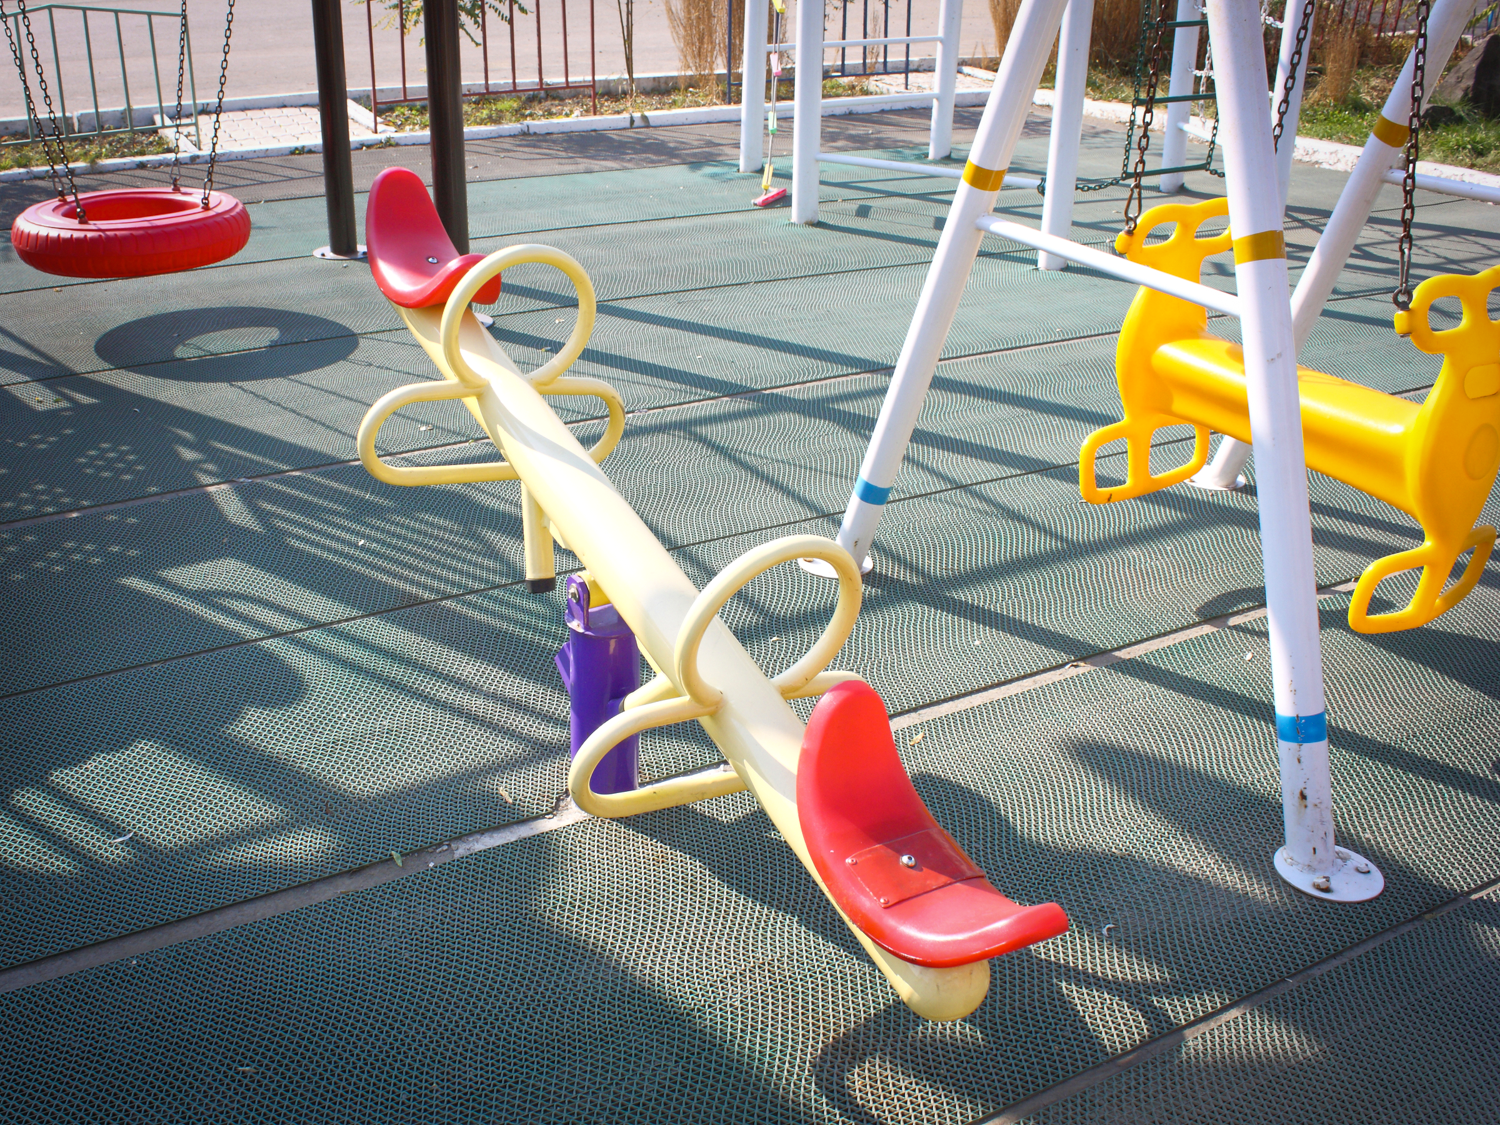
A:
425,0,469,252
311,0,360,258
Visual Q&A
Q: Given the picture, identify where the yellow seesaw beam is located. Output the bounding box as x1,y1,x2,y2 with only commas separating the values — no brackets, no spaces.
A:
355,245,992,1021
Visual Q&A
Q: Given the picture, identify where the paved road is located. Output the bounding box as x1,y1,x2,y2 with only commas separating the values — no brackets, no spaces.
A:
2,0,1000,121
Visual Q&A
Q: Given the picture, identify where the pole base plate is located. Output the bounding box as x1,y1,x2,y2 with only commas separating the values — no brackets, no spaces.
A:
798,553,874,579
1275,845,1385,903
313,245,368,261
1187,472,1247,492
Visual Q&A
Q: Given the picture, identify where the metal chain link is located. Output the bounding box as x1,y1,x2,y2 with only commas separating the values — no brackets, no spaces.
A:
2,0,83,215
1271,0,1315,152
1123,0,1173,234
201,0,234,205
1395,0,1429,312
171,0,188,191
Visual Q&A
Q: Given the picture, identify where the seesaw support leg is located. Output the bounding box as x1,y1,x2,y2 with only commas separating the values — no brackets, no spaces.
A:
1209,0,1381,902
831,0,1071,567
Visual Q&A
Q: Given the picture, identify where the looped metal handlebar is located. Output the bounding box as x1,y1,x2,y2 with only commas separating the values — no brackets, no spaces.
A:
441,244,597,391
567,534,865,818
674,535,864,709
357,245,624,487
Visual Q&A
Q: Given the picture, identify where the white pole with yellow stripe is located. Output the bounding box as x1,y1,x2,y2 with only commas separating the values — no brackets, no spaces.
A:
828,0,1072,566
1190,0,1472,491
1207,0,1381,902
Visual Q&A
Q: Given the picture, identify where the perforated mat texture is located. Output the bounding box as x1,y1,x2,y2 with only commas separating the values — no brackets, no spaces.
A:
0,586,1496,1124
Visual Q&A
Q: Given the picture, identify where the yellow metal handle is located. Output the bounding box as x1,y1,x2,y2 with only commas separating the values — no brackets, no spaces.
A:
357,373,627,487
1396,266,1500,353
675,535,864,709
357,377,519,486
440,244,597,391
567,695,746,818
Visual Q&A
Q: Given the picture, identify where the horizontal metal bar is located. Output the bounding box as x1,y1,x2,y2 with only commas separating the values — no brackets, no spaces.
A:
1381,167,1500,204
818,152,1040,189
771,34,943,52
1164,18,1208,27
13,3,176,14
819,152,962,178
1136,162,1216,177
1134,93,1211,105
975,216,1242,317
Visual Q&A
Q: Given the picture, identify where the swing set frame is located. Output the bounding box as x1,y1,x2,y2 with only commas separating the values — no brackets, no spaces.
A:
821,0,1490,905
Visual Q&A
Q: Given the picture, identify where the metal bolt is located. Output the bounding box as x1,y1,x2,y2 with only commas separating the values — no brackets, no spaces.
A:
1335,848,1350,862
879,896,889,905
426,256,439,264
845,856,857,865
1355,861,1371,874
899,854,916,868
1312,875,1332,893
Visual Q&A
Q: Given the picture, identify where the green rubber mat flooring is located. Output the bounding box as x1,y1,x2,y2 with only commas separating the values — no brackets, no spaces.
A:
1,586,1496,1124
1,108,1497,1120
1024,889,1500,1124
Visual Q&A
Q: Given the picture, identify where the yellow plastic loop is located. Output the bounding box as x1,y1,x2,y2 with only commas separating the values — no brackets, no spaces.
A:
674,534,864,709
1112,196,1233,266
1348,525,1496,633
1079,418,1211,504
357,378,518,487
440,244,597,391
1399,265,1500,357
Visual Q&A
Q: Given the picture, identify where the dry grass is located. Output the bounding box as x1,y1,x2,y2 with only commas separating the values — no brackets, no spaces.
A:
666,0,723,88
1314,18,1361,105
986,0,1021,54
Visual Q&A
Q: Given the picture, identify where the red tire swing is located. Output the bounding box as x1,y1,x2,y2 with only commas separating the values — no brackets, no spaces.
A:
4,0,249,279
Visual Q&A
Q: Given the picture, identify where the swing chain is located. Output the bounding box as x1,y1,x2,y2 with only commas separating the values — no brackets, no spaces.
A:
201,0,235,206
0,0,83,217
171,0,188,192
1123,0,1174,235
1395,0,1429,313
1271,0,1315,153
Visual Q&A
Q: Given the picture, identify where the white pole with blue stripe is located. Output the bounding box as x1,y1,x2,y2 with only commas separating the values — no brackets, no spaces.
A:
825,0,1073,570
1208,0,1380,902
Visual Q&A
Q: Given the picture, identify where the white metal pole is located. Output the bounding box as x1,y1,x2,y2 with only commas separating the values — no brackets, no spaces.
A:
1290,0,1471,347
1038,0,1094,270
929,0,964,159
1206,0,1379,902
792,0,825,224
827,0,1072,567
740,0,770,172
1158,0,1203,194
1271,0,1315,208
1192,0,1470,491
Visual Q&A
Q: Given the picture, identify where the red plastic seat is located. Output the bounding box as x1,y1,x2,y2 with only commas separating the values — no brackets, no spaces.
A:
365,167,501,308
10,188,249,279
797,681,1069,968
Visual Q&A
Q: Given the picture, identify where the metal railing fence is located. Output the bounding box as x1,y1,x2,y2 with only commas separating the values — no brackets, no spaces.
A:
363,0,596,123
2,2,199,148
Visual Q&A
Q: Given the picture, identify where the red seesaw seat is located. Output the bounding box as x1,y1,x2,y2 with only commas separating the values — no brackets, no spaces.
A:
798,681,1068,968
365,167,502,308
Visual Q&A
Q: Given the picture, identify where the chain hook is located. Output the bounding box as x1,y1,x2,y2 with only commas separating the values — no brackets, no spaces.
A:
1394,0,1430,315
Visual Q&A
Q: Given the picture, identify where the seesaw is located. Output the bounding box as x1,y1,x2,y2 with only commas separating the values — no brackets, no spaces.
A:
352,167,1068,1020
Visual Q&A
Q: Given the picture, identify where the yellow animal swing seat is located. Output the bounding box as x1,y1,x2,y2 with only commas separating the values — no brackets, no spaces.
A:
1079,196,1500,634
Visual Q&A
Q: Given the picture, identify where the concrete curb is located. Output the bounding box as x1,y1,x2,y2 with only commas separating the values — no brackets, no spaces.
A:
6,87,1497,194
0,90,986,185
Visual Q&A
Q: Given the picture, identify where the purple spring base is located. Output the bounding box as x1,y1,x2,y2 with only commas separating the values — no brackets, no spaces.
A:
555,575,641,794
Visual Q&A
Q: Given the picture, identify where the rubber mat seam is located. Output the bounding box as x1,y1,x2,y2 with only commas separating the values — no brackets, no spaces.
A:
972,870,1500,1125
